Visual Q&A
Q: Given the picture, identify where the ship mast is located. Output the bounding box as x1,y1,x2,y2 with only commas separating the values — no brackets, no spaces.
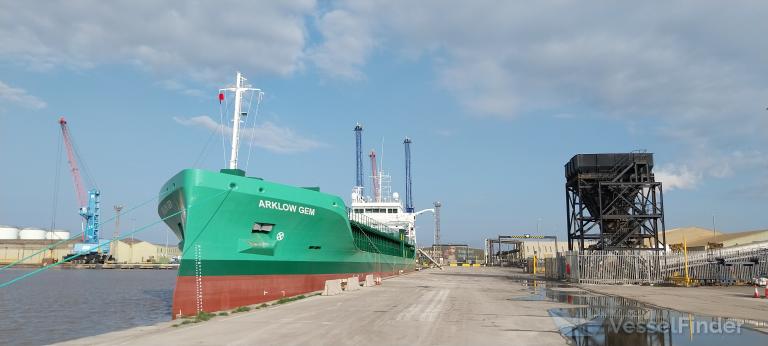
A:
220,72,262,170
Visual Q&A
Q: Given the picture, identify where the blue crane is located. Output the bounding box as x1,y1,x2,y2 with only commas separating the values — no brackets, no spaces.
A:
59,117,108,263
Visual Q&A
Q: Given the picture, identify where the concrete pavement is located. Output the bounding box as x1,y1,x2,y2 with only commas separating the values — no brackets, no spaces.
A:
58,267,570,346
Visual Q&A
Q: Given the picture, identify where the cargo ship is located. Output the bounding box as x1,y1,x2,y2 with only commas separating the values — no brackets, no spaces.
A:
158,73,419,317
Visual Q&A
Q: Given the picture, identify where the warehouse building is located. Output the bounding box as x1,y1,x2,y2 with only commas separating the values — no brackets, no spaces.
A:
663,227,768,251
686,229,768,251
110,238,180,264
0,239,74,265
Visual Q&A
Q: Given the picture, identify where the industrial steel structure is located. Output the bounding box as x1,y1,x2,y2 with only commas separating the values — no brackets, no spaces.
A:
433,201,441,245
565,153,666,251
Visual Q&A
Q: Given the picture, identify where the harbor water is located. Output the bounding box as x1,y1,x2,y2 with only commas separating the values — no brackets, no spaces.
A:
0,268,176,346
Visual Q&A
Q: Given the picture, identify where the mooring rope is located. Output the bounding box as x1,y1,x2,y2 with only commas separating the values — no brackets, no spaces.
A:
0,188,232,288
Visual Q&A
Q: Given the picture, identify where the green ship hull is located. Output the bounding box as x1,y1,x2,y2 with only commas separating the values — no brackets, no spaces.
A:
158,168,416,316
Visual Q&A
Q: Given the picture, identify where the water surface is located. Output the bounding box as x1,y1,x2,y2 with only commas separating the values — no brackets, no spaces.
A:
0,268,176,346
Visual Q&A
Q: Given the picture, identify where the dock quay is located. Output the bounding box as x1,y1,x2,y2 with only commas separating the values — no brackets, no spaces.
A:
55,266,768,345
57,267,572,346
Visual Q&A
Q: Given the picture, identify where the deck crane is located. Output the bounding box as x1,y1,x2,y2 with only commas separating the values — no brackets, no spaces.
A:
59,117,108,264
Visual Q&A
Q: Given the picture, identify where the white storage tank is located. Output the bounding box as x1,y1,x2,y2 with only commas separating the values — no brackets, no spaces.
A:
0,225,19,240
19,228,47,240
46,230,71,240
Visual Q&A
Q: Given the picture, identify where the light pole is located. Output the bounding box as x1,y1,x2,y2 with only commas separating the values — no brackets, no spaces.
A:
165,227,170,263
130,218,135,264
113,205,123,263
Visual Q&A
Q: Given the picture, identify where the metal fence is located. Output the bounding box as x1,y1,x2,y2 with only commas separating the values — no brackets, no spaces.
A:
543,242,768,285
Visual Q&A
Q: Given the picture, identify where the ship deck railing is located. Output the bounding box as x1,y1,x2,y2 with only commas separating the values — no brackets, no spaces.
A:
347,209,413,245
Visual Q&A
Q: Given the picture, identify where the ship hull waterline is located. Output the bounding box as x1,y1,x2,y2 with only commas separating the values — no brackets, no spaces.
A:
172,269,412,316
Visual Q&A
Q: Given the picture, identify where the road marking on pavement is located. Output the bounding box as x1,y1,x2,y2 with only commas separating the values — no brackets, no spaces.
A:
395,289,449,322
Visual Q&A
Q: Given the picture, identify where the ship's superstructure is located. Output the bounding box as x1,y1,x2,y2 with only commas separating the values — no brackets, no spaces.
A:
349,129,433,245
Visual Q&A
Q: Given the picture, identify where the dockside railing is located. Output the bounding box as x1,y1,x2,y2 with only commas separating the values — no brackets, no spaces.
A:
544,242,768,285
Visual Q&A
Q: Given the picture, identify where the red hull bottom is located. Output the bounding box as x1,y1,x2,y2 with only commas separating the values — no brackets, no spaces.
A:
172,271,405,318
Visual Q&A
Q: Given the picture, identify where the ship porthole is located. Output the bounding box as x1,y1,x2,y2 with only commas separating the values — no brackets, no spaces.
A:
258,187,264,193
229,182,237,189
332,202,337,206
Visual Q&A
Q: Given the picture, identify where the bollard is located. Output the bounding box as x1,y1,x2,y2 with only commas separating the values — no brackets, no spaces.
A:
347,277,360,291
323,279,343,296
364,274,375,287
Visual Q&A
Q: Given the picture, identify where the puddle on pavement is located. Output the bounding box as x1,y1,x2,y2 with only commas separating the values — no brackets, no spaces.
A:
509,279,768,345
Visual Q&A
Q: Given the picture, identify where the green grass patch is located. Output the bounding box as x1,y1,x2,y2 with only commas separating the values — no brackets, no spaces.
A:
195,311,216,322
218,311,229,316
232,305,252,313
274,294,307,305
259,303,268,308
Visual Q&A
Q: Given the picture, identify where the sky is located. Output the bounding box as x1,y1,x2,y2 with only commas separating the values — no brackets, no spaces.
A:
0,1,766,248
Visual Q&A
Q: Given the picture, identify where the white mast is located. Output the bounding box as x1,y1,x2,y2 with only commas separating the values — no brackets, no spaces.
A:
220,72,262,170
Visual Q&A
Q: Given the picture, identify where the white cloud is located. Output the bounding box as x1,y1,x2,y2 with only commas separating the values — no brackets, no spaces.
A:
655,150,768,191
655,165,701,190
173,115,323,154
0,1,316,79
157,80,205,98
309,6,375,79
323,1,768,122
0,80,46,109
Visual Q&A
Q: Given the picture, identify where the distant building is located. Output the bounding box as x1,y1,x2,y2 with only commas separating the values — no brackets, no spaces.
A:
422,244,484,265
660,227,722,247
0,239,74,265
662,227,768,251
686,229,768,251
110,239,180,264
518,240,568,259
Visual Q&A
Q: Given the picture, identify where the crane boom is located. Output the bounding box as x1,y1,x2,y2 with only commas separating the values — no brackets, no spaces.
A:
59,117,87,207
